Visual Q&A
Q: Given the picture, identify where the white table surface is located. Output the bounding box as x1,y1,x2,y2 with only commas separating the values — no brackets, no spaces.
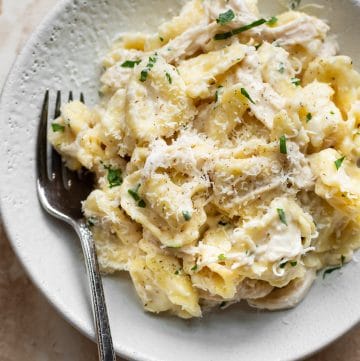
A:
0,1,359,360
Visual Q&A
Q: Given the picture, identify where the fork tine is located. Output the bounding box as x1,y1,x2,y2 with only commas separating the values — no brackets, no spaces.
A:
80,92,85,104
62,165,81,191
68,91,73,102
54,90,61,118
51,147,63,182
37,90,49,184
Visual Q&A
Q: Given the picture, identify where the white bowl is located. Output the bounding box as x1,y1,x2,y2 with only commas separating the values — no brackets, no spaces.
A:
1,1,360,360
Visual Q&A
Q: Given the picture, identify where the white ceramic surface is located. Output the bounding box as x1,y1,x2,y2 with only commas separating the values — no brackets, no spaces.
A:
1,1,360,360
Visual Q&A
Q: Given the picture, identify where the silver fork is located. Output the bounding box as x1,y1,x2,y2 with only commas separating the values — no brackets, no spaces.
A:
36,90,116,361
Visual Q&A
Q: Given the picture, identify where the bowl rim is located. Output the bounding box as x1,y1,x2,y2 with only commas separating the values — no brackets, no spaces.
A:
0,1,359,360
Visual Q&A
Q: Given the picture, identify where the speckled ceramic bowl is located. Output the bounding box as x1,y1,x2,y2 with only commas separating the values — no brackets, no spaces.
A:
1,1,360,360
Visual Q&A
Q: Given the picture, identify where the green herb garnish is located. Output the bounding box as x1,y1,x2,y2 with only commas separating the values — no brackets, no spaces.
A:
267,16,278,26
279,260,297,268
214,18,267,40
165,72,172,84
140,70,148,82
215,85,224,102
51,123,65,132
306,113,312,122
139,55,157,82
182,211,192,221
138,199,146,208
291,77,301,86
279,135,287,154
216,9,235,25
107,168,122,188
191,264,198,271
121,60,141,68
128,184,141,201
241,87,255,104
128,184,146,207
278,63,285,74
277,208,287,226
159,36,164,42
218,254,226,261
87,216,97,227
323,255,345,279
334,156,345,170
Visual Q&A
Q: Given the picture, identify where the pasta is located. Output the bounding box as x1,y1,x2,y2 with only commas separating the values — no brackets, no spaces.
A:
49,0,360,318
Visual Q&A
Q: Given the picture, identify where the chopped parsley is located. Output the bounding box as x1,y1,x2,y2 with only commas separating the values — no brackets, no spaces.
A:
267,16,278,26
241,87,255,104
128,184,146,207
330,110,335,115
278,63,285,74
216,9,235,25
51,123,65,132
306,113,312,122
86,216,97,227
174,269,181,275
214,18,267,40
323,255,345,279
106,167,122,188
121,60,141,68
279,260,287,269
182,211,192,221
138,199,146,208
165,72,172,84
279,135,287,154
215,85,224,102
128,184,141,200
291,77,301,86
218,254,226,261
280,260,297,268
159,36,164,42
277,208,288,226
191,264,198,271
140,70,148,82
334,156,345,170
139,55,157,82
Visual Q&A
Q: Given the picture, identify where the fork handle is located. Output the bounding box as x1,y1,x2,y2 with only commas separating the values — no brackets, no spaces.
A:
75,220,116,361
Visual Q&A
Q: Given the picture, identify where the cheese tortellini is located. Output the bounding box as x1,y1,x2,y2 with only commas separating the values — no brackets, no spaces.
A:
49,0,360,318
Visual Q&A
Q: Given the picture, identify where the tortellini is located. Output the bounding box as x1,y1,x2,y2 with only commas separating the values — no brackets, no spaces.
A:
129,239,201,318
126,55,196,143
309,148,360,220
49,0,360,318
177,42,247,98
